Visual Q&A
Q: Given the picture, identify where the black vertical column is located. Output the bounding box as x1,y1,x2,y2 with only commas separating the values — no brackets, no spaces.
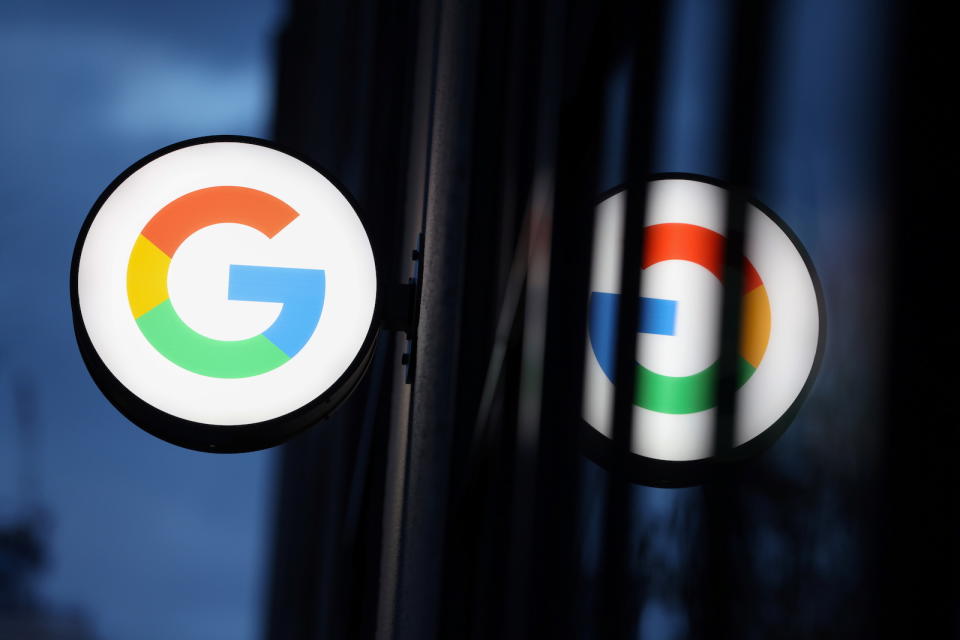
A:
599,2,665,637
527,1,632,636
695,0,775,637
876,4,960,637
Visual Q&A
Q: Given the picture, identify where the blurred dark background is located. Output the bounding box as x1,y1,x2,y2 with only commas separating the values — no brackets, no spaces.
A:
1,0,957,639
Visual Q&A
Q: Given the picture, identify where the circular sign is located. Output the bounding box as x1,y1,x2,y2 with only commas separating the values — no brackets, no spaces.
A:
582,175,824,485
71,136,379,452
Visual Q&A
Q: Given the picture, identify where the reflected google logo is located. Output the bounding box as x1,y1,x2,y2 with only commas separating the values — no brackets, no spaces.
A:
588,222,771,414
127,186,326,378
582,176,823,473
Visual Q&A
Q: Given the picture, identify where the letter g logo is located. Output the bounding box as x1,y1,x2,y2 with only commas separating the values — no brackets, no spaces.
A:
127,186,326,378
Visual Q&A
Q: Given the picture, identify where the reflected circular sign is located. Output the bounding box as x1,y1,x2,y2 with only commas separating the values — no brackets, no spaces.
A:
582,175,824,485
71,136,378,452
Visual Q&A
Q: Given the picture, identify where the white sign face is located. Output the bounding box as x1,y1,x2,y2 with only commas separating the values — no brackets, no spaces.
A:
582,177,823,478
72,137,378,451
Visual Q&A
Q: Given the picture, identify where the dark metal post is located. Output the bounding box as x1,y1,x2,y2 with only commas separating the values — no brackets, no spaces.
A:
378,1,482,638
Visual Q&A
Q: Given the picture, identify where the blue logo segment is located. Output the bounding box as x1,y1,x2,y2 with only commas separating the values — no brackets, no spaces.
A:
588,292,677,381
228,264,326,358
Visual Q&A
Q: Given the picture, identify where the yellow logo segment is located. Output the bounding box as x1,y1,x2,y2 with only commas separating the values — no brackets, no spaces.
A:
127,234,171,319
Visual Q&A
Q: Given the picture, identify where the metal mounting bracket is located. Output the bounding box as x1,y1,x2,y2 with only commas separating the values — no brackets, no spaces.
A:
381,233,423,383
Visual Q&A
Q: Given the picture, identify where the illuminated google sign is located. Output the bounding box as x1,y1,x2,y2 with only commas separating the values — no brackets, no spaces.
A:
71,137,378,452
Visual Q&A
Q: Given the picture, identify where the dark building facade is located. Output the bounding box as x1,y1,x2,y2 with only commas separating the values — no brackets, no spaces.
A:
263,1,959,639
